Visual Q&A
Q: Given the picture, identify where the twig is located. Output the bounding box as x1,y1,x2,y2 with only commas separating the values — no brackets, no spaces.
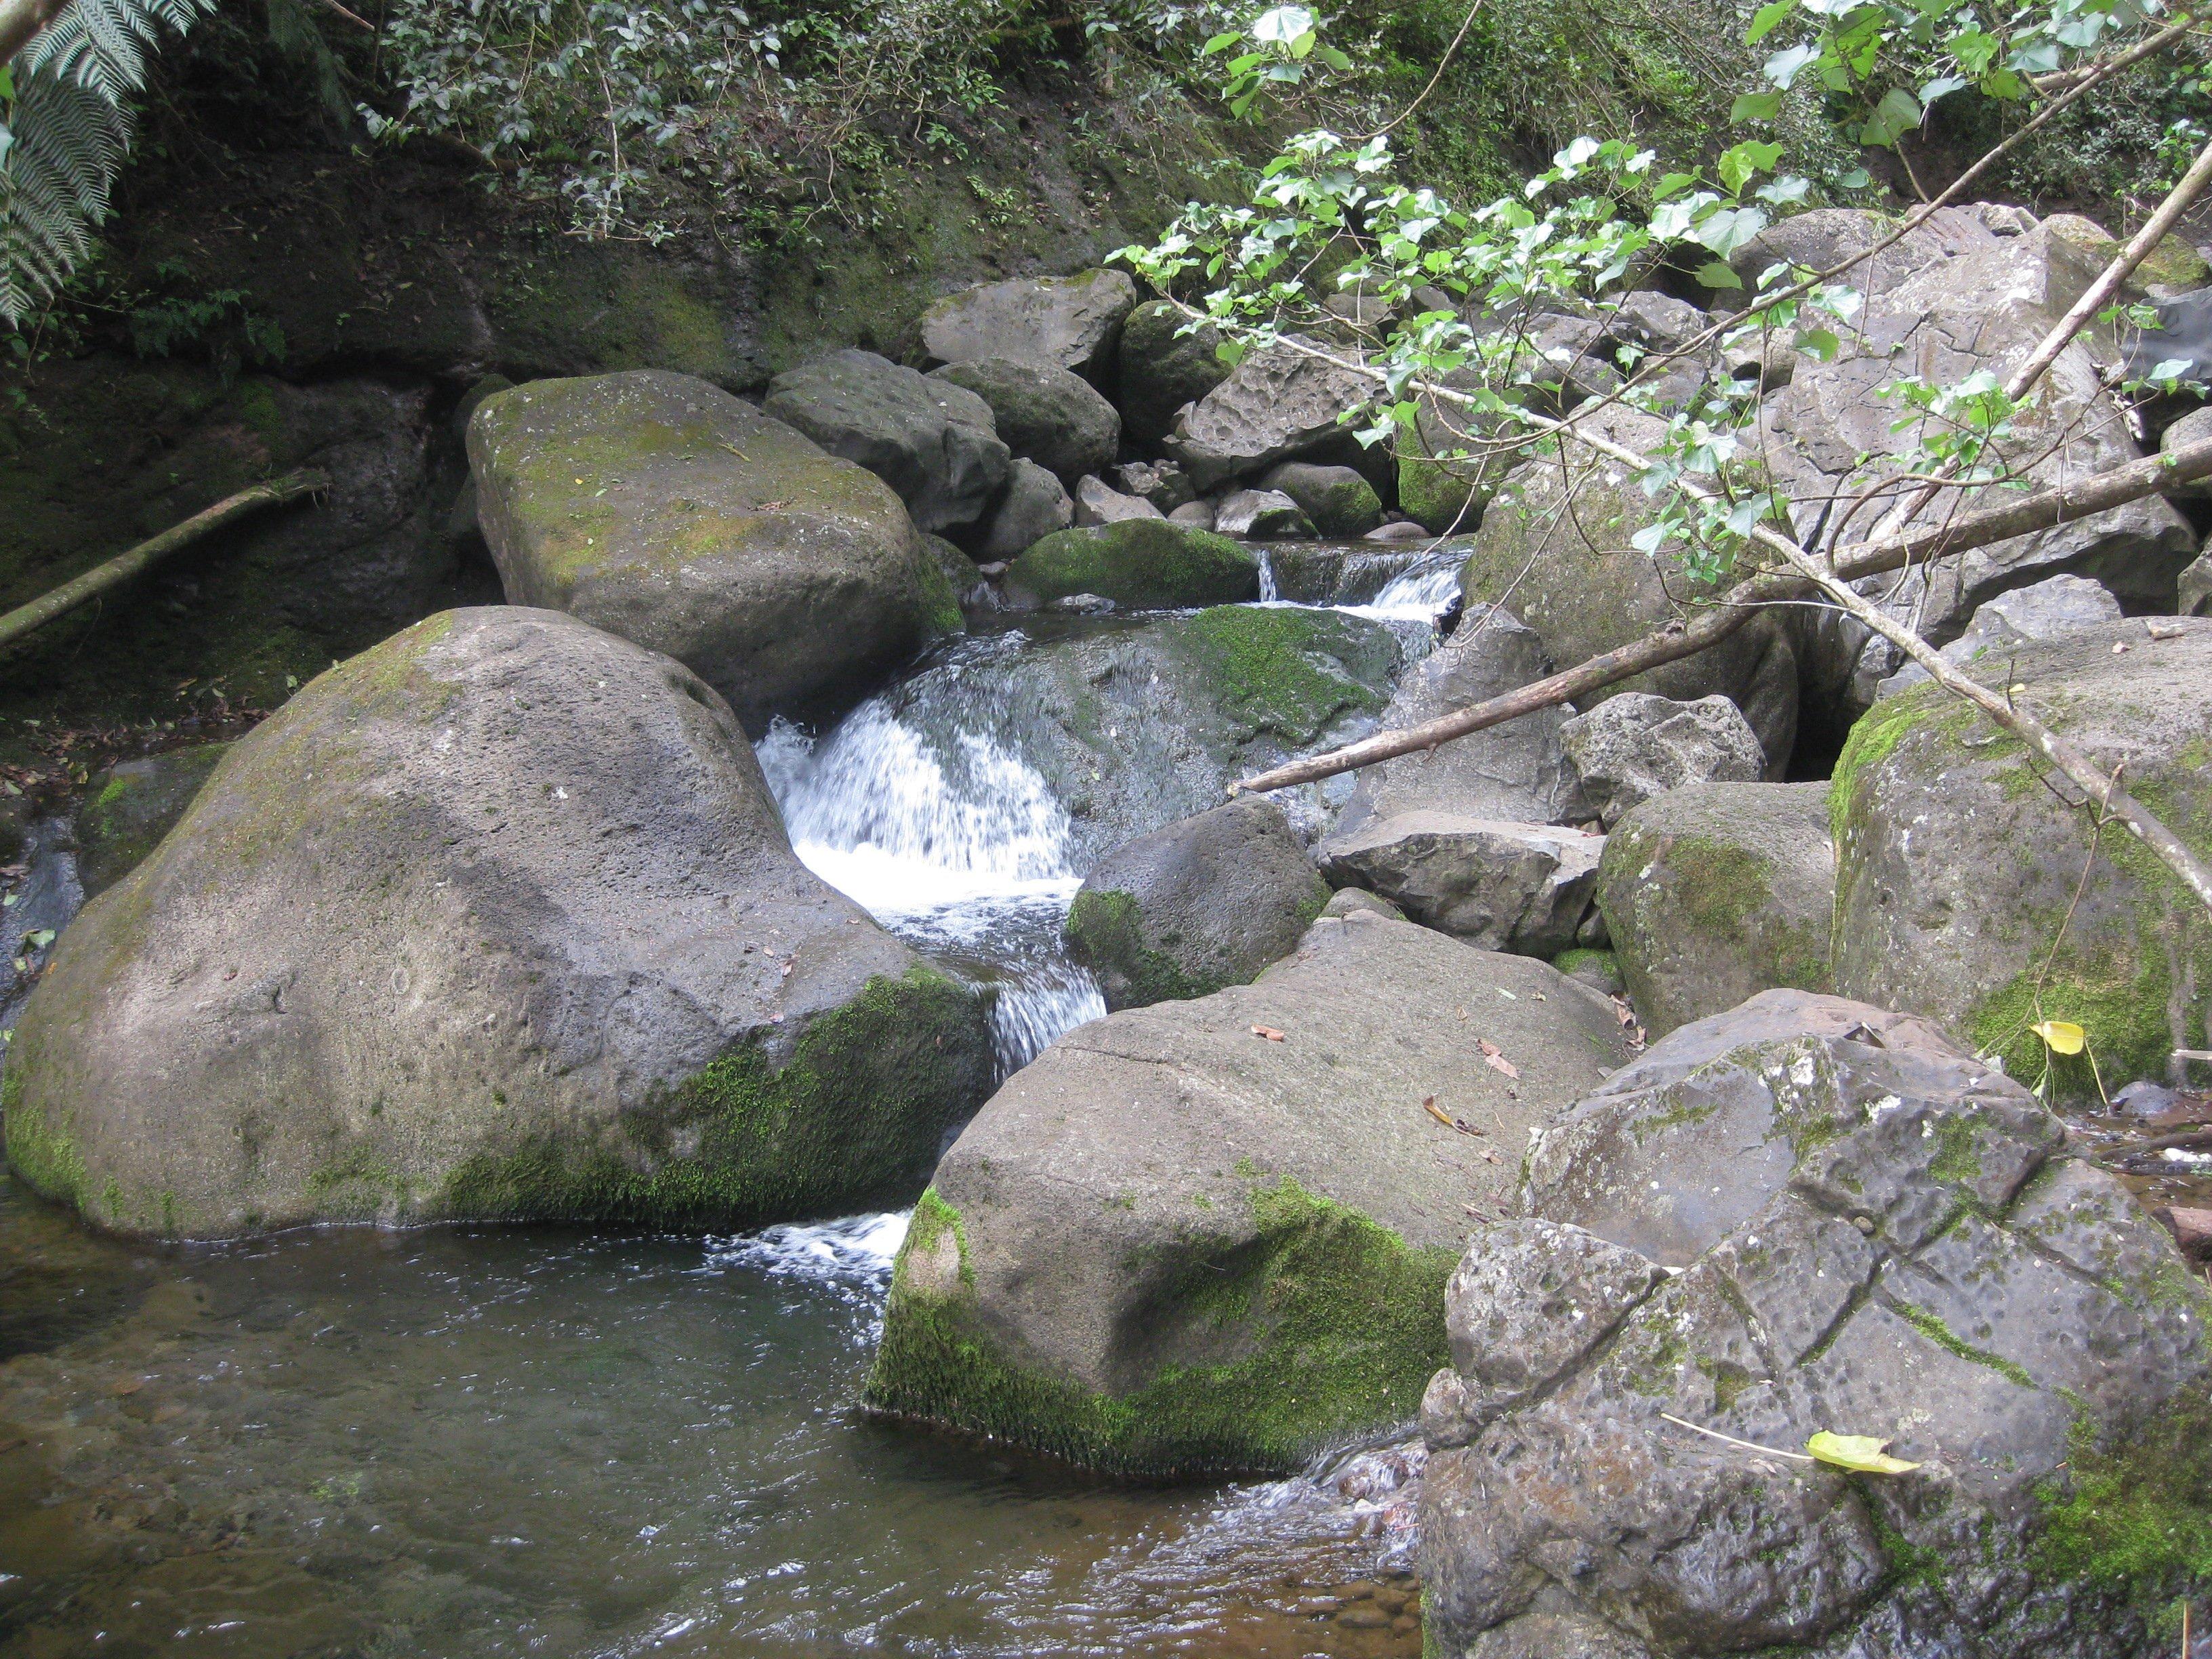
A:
1658,1412,1815,1462
0,470,329,655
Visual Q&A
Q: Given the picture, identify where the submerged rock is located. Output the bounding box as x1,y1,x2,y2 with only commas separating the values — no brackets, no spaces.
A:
74,743,230,899
468,370,959,731
1064,796,1328,1009
4,609,992,1238
1424,989,2212,1659
866,916,1629,1476
928,356,1118,488
763,349,1010,534
1560,692,1765,830
1596,781,1835,1039
919,268,1138,380
1832,617,2212,1099
1318,814,1604,958
1002,519,1256,611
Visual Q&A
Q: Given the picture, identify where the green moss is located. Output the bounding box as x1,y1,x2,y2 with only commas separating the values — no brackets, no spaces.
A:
1170,606,1394,746
1004,520,1259,611
1827,687,1949,848
438,966,987,1228
1664,836,1774,937
1890,1297,2037,1389
2036,1389,2212,1617
1063,887,1210,1008
1552,947,1619,983
1,1059,88,1209
864,1177,1455,1477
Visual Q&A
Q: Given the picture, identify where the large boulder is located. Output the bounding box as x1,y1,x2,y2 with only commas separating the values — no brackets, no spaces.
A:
1117,299,1231,449
1831,616,2212,1099
918,268,1139,380
468,371,959,731
928,356,1119,487
866,915,1631,1475
1071,474,1164,527
1561,692,1766,830
864,605,1400,869
974,457,1073,561
1456,407,1801,773
1875,571,2122,697
1213,488,1315,539
1424,989,2212,1659
1002,519,1258,611
1757,208,2194,713
1063,796,1329,1009
73,743,230,899
1318,815,1604,958
761,349,1010,534
1596,781,1835,1039
2,609,993,1238
1166,339,1380,492
1262,461,1384,538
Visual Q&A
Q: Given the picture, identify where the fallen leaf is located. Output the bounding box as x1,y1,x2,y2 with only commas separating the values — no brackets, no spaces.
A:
2030,1019,2085,1056
1494,987,1517,1001
2111,640,2131,654
1805,1431,1921,1474
1422,1095,1454,1128
1481,1149,1502,1164
1479,1039,1521,1080
109,1378,144,1397
1252,1025,1286,1042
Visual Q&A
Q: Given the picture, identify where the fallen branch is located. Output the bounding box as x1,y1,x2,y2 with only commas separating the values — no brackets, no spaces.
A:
0,469,329,655
1234,436,2212,794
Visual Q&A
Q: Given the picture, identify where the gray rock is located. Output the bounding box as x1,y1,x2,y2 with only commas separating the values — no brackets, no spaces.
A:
1117,299,1230,447
1368,518,1434,543
1213,487,1315,539
918,267,1139,379
1168,499,1217,529
867,605,1399,870
1166,338,1379,491
1322,886,1406,922
866,917,1631,1475
1876,572,2124,695
1317,813,1605,957
1261,461,1385,537
928,356,1119,487
468,370,960,732
2160,403,2212,500
1002,519,1257,612
1458,406,1800,774
3,609,991,1237
1110,459,1197,512
1553,946,1624,997
1063,796,1330,1008
974,458,1073,560
1560,693,1766,830
1338,606,1588,833
762,348,1010,533
74,743,230,899
1833,616,2212,1100
920,533,991,619
1072,474,1164,526
1425,988,2212,1659
1596,781,1835,1040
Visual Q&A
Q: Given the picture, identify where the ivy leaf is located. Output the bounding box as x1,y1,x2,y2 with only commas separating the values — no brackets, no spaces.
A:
1807,1431,1922,1474
1763,41,1820,87
1718,139,1783,195
1200,30,1242,55
2030,1019,2087,1056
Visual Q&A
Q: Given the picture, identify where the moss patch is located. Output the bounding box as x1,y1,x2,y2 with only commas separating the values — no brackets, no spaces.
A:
1063,887,1210,1008
1169,606,1395,747
864,1176,1455,1477
1005,520,1259,611
2036,1388,2212,1619
438,965,987,1228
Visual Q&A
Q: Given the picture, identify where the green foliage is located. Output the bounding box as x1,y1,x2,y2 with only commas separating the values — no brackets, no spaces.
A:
2036,1389,2212,1617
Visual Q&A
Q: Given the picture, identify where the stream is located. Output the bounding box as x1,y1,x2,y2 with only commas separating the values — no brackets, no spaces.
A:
0,543,1461,1659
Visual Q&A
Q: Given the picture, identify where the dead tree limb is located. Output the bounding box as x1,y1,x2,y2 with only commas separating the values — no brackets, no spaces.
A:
0,469,329,655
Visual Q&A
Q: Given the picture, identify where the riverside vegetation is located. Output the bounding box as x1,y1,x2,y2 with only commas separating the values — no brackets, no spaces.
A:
3,0,2212,1654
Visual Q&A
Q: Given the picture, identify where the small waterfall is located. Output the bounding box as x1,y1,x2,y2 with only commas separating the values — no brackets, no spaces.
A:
1347,550,1465,622
1256,546,1280,603
760,703,1106,1077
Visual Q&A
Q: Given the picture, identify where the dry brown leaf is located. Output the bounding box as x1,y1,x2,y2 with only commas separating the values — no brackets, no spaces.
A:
1252,1025,1286,1042
1422,1095,1454,1128
1479,1039,1521,1080
1482,1149,1502,1164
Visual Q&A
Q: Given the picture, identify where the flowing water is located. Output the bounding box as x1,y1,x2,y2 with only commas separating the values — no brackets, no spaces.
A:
0,553,1471,1658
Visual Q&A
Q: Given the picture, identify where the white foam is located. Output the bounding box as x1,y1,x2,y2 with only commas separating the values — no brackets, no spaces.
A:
704,1211,910,1294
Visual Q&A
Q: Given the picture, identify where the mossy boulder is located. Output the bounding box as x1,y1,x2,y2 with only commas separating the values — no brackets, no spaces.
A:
1001,519,1258,610
1117,300,1231,449
1595,781,1835,1040
1063,796,1328,1010
1830,617,2212,1102
74,743,231,899
1425,989,2212,1659
1456,407,1799,775
468,369,958,732
928,357,1118,488
2045,211,2211,298
3,608,991,1238
865,915,1629,1475
1260,462,1383,538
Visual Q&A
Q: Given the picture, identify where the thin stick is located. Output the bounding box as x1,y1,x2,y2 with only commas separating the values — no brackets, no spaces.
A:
0,469,329,655
1658,1412,1815,1462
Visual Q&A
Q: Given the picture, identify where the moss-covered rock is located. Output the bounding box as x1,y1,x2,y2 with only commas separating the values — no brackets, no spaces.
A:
1830,618,2212,1101
1002,519,1259,610
469,369,957,731
4,607,990,1237
74,743,230,899
1595,781,1835,1038
1117,300,1231,449
865,916,1629,1475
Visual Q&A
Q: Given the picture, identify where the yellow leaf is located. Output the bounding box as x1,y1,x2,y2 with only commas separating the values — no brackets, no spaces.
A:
1805,1431,1921,1475
2029,1020,2086,1056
